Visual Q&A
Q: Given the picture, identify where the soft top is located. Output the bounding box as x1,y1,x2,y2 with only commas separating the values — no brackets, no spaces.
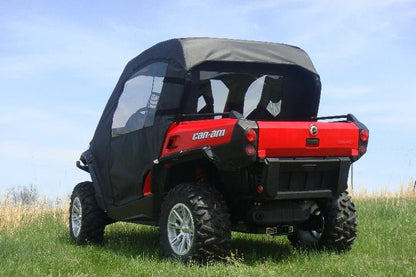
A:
125,38,318,75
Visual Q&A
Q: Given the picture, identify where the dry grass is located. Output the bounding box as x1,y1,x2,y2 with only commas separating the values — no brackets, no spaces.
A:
351,181,416,199
0,194,68,233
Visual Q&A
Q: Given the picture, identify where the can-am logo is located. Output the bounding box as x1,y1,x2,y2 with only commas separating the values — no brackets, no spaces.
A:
192,129,226,140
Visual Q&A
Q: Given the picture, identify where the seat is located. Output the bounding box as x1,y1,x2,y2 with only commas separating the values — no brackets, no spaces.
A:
247,76,283,121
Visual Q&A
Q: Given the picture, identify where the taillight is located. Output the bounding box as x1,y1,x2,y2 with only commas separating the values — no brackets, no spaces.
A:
245,145,256,156
244,128,257,157
245,128,257,142
358,129,369,155
257,185,264,194
360,129,369,142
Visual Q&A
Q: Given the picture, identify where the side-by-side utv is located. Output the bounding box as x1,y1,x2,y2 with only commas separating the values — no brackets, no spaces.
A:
70,38,369,261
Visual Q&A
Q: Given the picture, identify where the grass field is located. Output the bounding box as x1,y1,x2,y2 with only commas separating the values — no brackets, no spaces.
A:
1,188,415,276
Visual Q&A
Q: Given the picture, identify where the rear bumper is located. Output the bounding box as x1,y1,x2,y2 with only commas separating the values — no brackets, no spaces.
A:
261,157,351,199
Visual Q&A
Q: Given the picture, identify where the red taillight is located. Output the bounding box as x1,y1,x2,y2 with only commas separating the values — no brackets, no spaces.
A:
257,185,264,194
360,129,369,142
245,145,256,156
359,145,367,154
245,128,257,142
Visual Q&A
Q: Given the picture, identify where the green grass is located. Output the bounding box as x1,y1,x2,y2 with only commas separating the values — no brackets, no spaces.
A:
1,198,416,276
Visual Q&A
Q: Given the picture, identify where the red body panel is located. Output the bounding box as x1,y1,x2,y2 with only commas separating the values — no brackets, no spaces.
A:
257,121,359,157
160,118,237,157
143,171,152,196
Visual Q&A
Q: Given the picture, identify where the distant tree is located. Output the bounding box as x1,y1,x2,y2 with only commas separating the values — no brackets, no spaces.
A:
8,184,39,205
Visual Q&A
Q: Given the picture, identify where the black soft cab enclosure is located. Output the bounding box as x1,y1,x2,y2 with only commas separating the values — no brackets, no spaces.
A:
71,38,367,261
83,38,321,210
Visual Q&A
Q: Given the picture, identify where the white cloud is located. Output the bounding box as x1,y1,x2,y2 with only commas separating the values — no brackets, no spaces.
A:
0,107,92,197
0,13,139,81
0,106,95,145
323,85,376,99
0,140,79,163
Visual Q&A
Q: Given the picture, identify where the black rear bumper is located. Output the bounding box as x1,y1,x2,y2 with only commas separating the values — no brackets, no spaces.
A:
261,157,351,199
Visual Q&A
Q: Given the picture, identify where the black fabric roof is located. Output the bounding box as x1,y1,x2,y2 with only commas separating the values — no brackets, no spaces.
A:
125,38,318,75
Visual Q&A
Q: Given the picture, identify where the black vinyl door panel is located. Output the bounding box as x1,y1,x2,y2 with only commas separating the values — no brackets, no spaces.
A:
109,127,154,204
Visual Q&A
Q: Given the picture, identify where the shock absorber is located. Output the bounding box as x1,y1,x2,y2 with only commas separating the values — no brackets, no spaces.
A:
195,167,208,184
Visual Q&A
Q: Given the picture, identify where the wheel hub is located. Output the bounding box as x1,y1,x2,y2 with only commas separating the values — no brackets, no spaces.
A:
167,203,195,256
71,196,82,237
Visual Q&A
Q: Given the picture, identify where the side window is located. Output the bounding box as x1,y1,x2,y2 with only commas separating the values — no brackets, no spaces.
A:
112,62,167,136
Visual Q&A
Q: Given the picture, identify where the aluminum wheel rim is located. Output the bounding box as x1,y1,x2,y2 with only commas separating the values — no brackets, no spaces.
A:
71,197,82,237
167,203,195,256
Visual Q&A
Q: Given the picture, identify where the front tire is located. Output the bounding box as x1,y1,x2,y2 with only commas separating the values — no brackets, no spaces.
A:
69,182,109,244
159,183,231,261
288,191,357,251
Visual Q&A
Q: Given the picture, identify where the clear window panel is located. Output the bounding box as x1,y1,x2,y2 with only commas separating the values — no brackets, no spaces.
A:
112,62,167,136
198,71,283,120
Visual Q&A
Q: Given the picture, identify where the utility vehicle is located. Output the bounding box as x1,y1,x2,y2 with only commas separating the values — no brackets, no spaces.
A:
70,38,369,261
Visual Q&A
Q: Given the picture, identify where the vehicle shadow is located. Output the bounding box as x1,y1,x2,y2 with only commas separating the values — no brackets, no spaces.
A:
87,223,294,264
102,225,160,258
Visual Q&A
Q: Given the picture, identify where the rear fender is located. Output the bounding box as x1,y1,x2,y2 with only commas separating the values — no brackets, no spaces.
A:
160,119,258,170
151,147,217,220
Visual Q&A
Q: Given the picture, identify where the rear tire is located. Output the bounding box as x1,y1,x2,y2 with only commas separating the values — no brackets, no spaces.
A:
69,181,110,244
159,183,231,261
288,191,357,251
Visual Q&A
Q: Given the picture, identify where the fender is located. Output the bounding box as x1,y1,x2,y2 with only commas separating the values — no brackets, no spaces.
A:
158,146,217,165
150,146,216,221
78,149,107,211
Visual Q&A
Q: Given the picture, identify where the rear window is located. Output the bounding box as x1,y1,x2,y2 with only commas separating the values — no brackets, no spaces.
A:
188,66,319,121
196,71,284,120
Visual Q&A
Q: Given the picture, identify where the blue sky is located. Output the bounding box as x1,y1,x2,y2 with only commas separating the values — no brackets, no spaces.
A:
1,0,415,198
